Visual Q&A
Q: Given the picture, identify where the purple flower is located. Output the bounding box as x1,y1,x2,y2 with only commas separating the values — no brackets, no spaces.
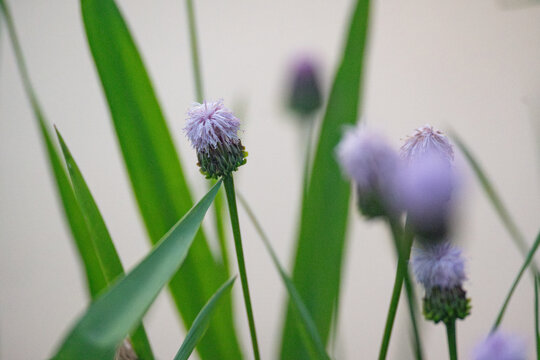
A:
473,331,527,360
412,241,466,292
400,125,454,164
184,100,246,179
397,153,458,239
336,127,400,218
185,100,241,154
287,56,322,117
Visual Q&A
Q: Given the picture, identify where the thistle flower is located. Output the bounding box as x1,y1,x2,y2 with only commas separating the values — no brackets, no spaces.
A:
287,56,323,117
412,241,470,324
472,331,527,360
185,100,247,179
400,124,454,164
336,127,400,218
398,153,459,240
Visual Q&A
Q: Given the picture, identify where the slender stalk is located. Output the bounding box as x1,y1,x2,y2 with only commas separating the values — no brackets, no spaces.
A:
535,276,540,360
492,230,540,331
378,217,419,360
301,118,315,201
185,0,204,102
403,268,424,360
223,175,261,360
445,320,458,360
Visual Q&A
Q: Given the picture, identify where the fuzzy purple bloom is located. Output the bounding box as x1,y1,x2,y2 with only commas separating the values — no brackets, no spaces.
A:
412,241,466,291
401,124,454,164
473,331,527,360
184,100,241,154
398,153,458,239
336,127,400,217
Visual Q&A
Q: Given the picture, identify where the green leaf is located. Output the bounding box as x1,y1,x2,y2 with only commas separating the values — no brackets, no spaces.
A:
451,133,531,258
174,277,236,360
80,0,241,358
238,194,330,360
55,129,154,359
281,0,371,358
493,229,540,330
535,276,539,360
53,181,222,360
0,0,104,299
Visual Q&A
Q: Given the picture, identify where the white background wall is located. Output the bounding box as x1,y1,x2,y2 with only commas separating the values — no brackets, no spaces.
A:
1,0,539,359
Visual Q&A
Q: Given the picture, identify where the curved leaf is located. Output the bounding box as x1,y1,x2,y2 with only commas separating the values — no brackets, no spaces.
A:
174,277,236,360
53,181,222,360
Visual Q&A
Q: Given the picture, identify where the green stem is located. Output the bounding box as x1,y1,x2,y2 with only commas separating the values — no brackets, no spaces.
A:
378,217,417,360
445,320,458,360
223,175,261,360
301,118,315,201
492,230,540,331
185,0,204,102
535,276,540,360
403,267,424,360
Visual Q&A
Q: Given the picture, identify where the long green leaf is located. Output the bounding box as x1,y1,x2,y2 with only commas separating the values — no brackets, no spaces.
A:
535,276,540,360
53,181,222,360
452,134,532,261
0,3,155,357
493,230,540,330
174,277,236,360
80,0,241,358
55,129,154,359
0,0,104,298
238,194,330,360
281,0,371,358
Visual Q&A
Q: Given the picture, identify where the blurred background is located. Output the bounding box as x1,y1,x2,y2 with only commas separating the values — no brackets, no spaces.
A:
1,0,539,358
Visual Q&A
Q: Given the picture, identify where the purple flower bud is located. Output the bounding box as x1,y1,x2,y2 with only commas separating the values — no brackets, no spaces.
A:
336,127,400,218
412,241,470,324
397,153,458,239
184,100,247,179
412,242,466,292
401,125,454,164
287,56,323,117
473,331,527,360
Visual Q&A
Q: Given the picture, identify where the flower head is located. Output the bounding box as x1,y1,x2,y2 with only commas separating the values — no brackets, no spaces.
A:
397,153,458,240
400,125,454,164
184,100,246,179
412,241,470,324
336,127,400,218
287,56,322,117
412,242,466,291
473,331,527,360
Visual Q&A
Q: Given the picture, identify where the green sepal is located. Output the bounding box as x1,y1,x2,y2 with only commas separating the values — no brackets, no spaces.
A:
197,142,247,179
423,286,471,324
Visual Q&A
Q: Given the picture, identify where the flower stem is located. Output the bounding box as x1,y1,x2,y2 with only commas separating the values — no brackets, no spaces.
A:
223,175,261,360
378,218,423,360
445,320,458,360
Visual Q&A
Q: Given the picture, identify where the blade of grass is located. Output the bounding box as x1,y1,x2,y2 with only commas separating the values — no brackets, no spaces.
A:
452,134,531,261
55,128,154,359
174,277,236,360
281,0,371,357
53,181,222,360
80,0,241,358
0,0,104,297
492,230,540,330
0,3,155,357
237,193,330,360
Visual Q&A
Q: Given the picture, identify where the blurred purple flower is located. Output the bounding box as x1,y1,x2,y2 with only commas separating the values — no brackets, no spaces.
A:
336,126,400,217
184,100,241,154
473,331,527,360
398,153,458,239
412,241,466,292
400,124,454,164
287,56,323,117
